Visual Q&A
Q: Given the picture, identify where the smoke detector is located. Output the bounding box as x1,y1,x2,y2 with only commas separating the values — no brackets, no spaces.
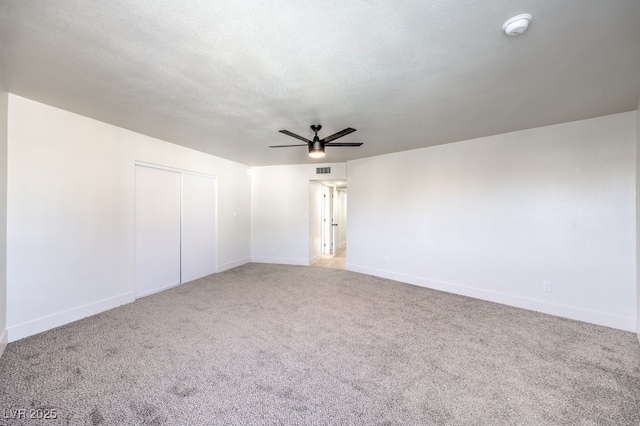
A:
502,14,532,36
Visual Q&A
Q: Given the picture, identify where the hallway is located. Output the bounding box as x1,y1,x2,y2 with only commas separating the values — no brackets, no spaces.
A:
312,246,346,270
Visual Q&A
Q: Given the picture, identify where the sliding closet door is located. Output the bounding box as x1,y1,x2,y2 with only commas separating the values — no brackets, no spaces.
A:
181,173,217,283
135,165,182,297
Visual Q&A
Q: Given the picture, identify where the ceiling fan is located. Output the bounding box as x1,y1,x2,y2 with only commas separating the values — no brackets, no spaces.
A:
270,124,363,158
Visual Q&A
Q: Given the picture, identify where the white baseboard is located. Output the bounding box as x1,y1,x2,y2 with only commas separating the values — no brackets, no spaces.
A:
136,282,183,298
347,263,635,332
251,256,309,266
218,257,251,272
0,328,7,359
8,292,135,342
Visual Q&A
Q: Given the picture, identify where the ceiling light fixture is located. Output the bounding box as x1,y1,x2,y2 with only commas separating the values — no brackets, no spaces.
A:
309,142,326,158
502,13,532,36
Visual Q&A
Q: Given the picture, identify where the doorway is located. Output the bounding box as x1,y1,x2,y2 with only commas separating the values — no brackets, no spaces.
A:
313,180,347,270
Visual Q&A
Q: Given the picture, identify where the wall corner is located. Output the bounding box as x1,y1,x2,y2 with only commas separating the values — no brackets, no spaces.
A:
636,96,640,344
0,80,7,357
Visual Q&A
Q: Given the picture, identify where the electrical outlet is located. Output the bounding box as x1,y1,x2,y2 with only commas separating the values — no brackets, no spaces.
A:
543,281,552,292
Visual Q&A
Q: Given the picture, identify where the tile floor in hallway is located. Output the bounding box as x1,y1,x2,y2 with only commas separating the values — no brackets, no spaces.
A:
312,246,346,270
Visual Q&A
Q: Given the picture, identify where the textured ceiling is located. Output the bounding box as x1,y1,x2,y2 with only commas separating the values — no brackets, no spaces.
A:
1,1,639,166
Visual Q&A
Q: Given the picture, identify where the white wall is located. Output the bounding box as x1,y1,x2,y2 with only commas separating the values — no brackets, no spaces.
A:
348,112,636,332
7,95,251,341
0,81,7,357
309,181,323,264
251,163,346,265
637,98,640,339
335,188,347,249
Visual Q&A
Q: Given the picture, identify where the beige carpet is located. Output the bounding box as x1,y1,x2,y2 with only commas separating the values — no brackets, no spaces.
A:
1,263,639,425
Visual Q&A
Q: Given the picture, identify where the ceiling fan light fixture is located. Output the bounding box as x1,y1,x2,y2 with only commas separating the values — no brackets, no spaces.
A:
309,142,325,158
272,124,360,158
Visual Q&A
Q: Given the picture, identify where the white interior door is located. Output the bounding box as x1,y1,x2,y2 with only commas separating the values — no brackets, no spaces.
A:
322,185,333,255
330,186,337,253
181,173,217,283
135,165,181,297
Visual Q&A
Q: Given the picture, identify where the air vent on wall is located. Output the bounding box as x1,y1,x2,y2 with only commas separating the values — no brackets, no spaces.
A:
316,167,331,174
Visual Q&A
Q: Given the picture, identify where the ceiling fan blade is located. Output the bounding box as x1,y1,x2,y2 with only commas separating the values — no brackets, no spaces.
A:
321,127,356,143
324,142,363,147
269,144,308,148
279,129,312,143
